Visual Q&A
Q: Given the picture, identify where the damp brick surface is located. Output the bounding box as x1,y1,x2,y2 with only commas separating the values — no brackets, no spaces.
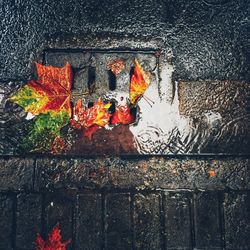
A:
0,158,34,191
164,192,192,249
106,193,132,250
0,189,249,250
0,194,13,250
16,194,42,249
75,193,103,250
34,157,250,191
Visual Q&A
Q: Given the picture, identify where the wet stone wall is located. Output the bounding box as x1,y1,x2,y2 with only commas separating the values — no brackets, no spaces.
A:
0,0,250,250
0,157,250,250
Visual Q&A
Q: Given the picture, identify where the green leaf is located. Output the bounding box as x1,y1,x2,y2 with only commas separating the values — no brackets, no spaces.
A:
21,110,69,152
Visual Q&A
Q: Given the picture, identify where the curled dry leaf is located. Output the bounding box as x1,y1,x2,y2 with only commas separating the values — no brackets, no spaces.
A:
129,59,150,105
71,98,111,139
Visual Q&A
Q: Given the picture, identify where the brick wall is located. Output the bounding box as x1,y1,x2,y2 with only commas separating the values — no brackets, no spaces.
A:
0,157,250,249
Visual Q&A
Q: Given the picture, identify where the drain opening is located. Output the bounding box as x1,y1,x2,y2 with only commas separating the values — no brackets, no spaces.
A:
87,102,94,108
108,100,116,114
129,66,135,82
108,70,116,91
87,66,96,92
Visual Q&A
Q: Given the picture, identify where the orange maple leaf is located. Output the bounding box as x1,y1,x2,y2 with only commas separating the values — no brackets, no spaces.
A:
129,59,150,105
71,99,111,139
10,62,73,117
36,225,71,250
208,168,216,178
107,59,125,75
111,104,135,125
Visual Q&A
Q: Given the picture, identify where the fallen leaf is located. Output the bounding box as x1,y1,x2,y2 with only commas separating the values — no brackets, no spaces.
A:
10,62,72,117
111,104,135,125
129,59,150,105
71,98,111,138
36,225,71,250
22,110,69,153
208,168,216,178
107,59,125,75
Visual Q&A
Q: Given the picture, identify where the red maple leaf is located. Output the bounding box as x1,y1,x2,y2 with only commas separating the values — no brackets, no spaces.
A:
36,226,71,250
111,104,135,125
71,99,111,139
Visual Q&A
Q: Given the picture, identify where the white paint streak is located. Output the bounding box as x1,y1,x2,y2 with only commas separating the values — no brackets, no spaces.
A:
26,112,35,120
129,62,190,153
0,93,4,105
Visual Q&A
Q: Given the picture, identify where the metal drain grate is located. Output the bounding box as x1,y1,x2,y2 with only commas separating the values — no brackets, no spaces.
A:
44,49,161,105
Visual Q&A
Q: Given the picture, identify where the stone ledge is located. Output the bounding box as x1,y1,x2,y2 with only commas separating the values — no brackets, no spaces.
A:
0,158,34,191
35,157,250,191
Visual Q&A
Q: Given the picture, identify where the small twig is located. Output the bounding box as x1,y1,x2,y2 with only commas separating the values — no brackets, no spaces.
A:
143,94,155,104
142,96,153,107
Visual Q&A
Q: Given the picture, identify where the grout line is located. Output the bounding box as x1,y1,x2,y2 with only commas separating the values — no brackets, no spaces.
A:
71,196,76,250
1,154,250,160
190,193,196,250
40,193,46,239
1,188,250,196
101,190,107,250
160,192,166,250
218,192,226,250
11,193,17,250
32,158,37,191
43,48,158,54
130,193,135,250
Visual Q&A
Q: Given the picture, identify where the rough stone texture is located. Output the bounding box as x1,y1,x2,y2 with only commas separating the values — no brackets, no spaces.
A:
0,0,250,248
16,194,42,250
44,191,75,250
0,194,13,250
0,1,249,82
1,3,249,156
178,81,250,154
0,190,250,249
35,157,250,190
164,192,192,250
0,158,34,191
105,193,132,250
134,193,161,250
0,81,27,155
75,193,102,250
224,192,250,250
194,192,221,249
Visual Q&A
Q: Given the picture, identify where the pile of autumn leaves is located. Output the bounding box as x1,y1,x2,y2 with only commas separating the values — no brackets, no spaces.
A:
10,59,150,154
